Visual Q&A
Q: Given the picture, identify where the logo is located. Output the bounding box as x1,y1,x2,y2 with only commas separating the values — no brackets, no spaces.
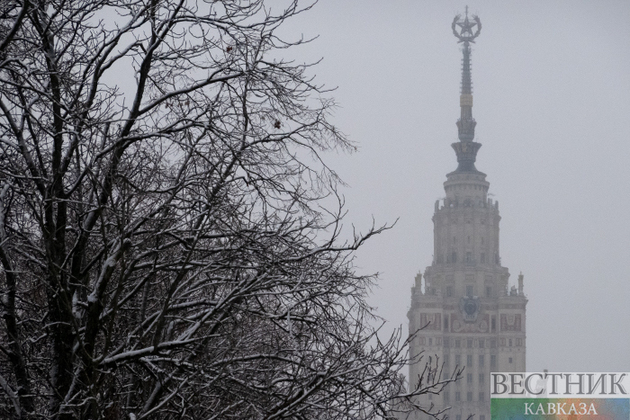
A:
491,372,630,419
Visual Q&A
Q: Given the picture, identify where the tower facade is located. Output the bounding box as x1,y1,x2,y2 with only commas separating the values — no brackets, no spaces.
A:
407,10,527,420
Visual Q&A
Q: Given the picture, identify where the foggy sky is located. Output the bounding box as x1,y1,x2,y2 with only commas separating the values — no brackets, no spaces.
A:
283,0,630,372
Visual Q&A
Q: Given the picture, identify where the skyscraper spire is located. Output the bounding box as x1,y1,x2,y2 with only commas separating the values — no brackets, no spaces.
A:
451,8,482,172
405,13,527,420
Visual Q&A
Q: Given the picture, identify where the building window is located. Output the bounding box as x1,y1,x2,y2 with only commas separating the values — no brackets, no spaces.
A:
480,416,486,420
444,355,449,366
478,339,484,348
446,286,453,297
491,339,496,348
455,392,461,402
491,317,496,332
467,354,473,366
455,354,461,366
479,355,485,367
479,392,485,401
444,337,450,347
466,285,473,297
452,251,457,263
509,357,513,364
485,285,491,296
509,339,512,347
429,338,433,346
466,251,472,262
467,339,473,348
479,373,485,384
456,415,462,420
444,315,449,331
455,339,461,348
490,355,497,369
444,391,450,402
467,391,473,401
467,373,472,384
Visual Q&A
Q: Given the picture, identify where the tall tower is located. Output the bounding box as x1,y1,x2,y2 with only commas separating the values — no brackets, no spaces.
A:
407,9,527,420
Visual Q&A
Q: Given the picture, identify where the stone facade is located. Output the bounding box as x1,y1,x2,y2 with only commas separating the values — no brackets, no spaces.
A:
405,10,527,420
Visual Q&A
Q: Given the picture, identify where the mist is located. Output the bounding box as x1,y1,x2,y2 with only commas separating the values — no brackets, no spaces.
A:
283,0,630,372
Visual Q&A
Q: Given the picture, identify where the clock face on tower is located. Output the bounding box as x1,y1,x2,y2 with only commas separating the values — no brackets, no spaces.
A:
459,296,480,322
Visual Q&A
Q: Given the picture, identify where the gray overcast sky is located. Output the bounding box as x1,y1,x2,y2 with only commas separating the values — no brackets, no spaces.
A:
282,0,630,372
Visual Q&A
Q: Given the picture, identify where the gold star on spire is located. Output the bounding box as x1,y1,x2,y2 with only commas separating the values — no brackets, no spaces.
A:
452,6,482,43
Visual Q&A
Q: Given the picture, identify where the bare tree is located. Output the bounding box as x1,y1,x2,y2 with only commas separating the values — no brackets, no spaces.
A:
0,1,460,419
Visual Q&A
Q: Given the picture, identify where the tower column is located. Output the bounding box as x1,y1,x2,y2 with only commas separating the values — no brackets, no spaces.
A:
406,9,527,420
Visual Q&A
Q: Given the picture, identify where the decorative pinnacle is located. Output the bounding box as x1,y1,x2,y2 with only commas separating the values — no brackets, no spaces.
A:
452,6,482,44
451,7,482,172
